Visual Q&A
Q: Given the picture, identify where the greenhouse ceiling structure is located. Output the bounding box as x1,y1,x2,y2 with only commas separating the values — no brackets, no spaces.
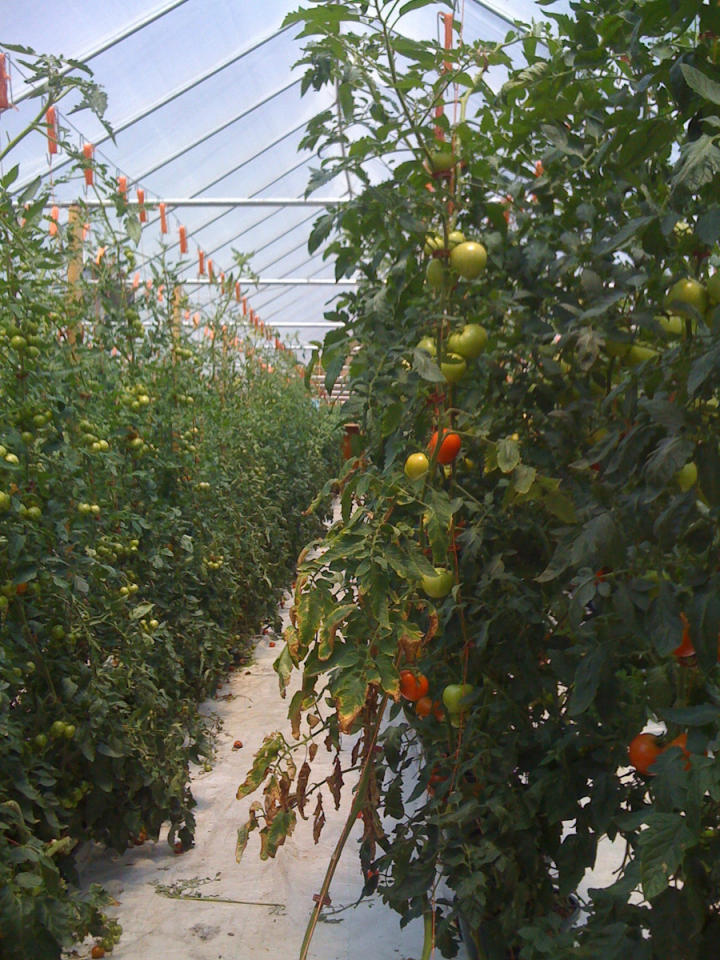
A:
2,0,566,360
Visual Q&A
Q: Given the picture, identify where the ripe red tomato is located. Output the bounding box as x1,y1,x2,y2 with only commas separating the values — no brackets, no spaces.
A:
667,732,691,769
428,430,461,465
628,733,661,775
415,695,433,717
399,670,430,702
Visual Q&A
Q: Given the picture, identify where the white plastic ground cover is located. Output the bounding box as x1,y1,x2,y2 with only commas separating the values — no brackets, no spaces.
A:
69,602,428,960
68,597,626,960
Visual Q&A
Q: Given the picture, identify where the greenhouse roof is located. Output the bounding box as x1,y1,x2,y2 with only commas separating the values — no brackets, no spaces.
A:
2,0,564,360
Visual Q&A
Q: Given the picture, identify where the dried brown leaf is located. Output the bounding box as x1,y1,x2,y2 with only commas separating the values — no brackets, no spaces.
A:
312,794,326,844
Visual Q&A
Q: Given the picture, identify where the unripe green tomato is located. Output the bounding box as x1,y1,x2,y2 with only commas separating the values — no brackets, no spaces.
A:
149,618,159,630
90,504,101,515
0,595,8,613
447,323,488,359
50,720,66,739
33,414,46,427
404,452,429,480
429,149,456,173
440,353,467,384
10,335,26,351
664,277,707,315
447,230,466,248
0,491,10,512
51,625,66,641
21,431,34,445
5,453,19,465
64,724,76,740
421,567,454,599
675,461,697,492
625,344,658,366
34,733,47,748
442,683,474,715
426,259,447,289
417,336,436,356
26,505,42,520
450,241,487,279
707,272,720,305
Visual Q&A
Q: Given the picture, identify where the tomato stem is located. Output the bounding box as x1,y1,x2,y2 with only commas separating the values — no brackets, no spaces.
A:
298,693,389,960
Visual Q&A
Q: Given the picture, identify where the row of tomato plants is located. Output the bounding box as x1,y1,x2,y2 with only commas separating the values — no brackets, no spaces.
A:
237,2,720,959
0,60,340,960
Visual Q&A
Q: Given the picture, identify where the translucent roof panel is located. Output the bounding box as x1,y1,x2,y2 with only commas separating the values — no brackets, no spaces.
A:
2,0,567,359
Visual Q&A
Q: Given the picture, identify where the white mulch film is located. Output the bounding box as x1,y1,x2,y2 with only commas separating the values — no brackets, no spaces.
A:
69,591,626,960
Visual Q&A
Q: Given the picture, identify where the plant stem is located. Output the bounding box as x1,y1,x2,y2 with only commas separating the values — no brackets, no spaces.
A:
298,693,389,960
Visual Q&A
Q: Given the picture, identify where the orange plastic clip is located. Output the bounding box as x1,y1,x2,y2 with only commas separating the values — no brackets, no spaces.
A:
0,54,11,111
179,225,188,253
159,202,167,233
198,250,205,275
117,175,127,195
83,144,94,185
137,188,146,223
46,106,58,155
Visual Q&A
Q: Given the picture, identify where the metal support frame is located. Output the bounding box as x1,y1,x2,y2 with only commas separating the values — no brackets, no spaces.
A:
50,197,346,208
15,21,293,190
132,77,301,183
185,277,357,287
12,0,190,104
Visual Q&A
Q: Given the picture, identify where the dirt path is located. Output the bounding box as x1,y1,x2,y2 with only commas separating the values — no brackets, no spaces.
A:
71,595,427,960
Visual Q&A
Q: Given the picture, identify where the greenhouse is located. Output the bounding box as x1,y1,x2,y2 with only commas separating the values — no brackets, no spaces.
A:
1,1,719,958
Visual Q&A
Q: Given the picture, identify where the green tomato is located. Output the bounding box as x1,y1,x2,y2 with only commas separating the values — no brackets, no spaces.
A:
440,353,467,384
664,277,708,315
442,683,474,715
707,272,720,305
50,720,66,739
447,230,466,248
421,567,454,599
625,344,658,366
447,323,488,359
34,733,48,749
429,149,455,173
26,505,42,521
417,336,437,356
51,625,66,641
0,491,10,512
63,724,76,740
656,314,688,337
449,241,487,279
404,452,429,480
423,234,444,256
426,258,447,289
675,461,697,492
5,453,19,465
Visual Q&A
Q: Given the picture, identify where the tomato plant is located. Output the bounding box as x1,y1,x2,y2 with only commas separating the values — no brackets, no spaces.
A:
238,2,720,959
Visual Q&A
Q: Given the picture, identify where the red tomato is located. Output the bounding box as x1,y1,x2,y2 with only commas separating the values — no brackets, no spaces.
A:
667,732,691,770
628,733,661,775
428,430,461,465
415,696,433,717
399,670,430,702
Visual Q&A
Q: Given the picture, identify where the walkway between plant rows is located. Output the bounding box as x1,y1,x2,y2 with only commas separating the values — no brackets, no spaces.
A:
71,587,627,960
71,592,428,960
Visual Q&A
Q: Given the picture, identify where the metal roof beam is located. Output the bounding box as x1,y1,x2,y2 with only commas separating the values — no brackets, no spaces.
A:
12,0,190,104
51,197,344,208
467,0,517,27
185,278,357,287
15,22,292,189
132,77,301,182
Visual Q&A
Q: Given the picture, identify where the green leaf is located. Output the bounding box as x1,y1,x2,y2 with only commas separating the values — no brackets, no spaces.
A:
680,63,720,105
568,645,606,716
513,463,536,494
639,812,697,900
497,437,521,474
236,732,284,800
